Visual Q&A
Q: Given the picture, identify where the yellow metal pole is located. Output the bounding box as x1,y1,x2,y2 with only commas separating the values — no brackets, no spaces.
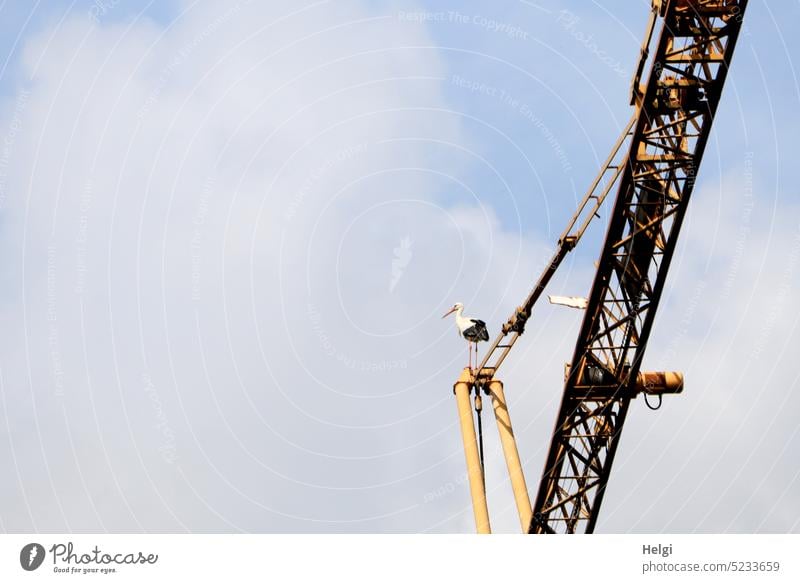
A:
453,368,491,534
488,379,532,532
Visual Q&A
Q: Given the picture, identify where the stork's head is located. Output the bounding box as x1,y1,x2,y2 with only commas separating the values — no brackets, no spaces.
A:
441,302,463,318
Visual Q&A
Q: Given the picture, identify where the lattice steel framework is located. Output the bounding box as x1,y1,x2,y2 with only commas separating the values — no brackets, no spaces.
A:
529,0,748,534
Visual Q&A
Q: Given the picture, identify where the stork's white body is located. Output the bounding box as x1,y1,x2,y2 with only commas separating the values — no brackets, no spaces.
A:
451,306,484,341
443,302,489,370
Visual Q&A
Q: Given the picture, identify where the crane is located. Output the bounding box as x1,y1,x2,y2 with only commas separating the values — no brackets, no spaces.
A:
448,0,749,534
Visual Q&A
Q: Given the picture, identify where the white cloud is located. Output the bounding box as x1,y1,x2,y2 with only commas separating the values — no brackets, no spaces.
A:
0,0,557,532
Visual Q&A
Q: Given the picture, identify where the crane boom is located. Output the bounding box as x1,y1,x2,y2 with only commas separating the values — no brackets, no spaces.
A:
529,0,749,534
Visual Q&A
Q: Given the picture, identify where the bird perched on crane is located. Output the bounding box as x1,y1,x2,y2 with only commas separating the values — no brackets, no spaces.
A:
442,302,489,371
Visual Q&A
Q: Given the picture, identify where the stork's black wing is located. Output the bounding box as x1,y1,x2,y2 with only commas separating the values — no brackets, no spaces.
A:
468,319,489,342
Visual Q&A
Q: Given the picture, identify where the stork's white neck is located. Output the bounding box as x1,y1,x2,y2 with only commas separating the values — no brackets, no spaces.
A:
454,306,471,332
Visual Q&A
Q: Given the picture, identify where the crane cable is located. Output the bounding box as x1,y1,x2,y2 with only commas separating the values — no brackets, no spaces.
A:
473,346,486,485
644,392,663,411
474,390,486,488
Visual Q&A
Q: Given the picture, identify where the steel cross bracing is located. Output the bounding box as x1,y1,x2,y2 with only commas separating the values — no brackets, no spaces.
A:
529,0,749,534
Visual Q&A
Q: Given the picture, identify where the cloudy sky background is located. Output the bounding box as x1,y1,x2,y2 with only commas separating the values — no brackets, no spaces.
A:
0,0,798,533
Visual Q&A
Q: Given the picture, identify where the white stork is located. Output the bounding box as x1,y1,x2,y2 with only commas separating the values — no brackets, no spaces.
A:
442,302,489,370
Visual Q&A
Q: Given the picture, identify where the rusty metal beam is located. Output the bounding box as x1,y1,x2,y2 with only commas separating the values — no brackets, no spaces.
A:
530,0,749,534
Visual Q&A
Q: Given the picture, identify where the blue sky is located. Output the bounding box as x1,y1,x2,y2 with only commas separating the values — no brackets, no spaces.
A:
2,1,797,234
0,0,798,533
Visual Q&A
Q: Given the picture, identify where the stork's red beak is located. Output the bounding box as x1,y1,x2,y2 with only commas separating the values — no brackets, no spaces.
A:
442,306,457,318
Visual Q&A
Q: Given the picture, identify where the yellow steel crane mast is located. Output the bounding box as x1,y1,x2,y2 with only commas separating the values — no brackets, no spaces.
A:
449,0,749,534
